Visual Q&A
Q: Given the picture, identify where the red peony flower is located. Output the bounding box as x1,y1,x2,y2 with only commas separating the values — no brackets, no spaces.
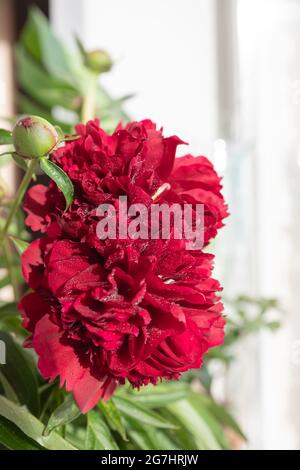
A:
166,154,229,245
19,119,227,413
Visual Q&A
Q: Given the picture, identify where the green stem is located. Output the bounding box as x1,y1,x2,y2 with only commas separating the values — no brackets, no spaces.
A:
3,238,18,301
81,72,97,123
0,158,37,241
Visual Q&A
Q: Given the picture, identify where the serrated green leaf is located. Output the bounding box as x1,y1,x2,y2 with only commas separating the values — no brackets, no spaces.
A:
0,416,45,450
113,396,176,430
9,236,29,255
39,157,74,209
44,395,81,436
98,400,127,440
0,396,76,450
0,129,12,145
86,409,118,450
0,332,40,416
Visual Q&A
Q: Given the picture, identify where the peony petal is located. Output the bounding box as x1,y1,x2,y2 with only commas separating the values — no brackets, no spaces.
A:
18,292,53,334
33,315,113,413
21,238,52,289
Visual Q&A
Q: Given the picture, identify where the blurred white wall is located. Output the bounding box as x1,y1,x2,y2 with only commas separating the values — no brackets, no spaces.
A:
0,0,15,197
238,0,300,450
51,0,218,157
0,0,16,303
50,0,300,450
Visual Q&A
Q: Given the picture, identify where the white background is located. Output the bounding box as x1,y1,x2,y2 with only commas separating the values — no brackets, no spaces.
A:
51,0,300,449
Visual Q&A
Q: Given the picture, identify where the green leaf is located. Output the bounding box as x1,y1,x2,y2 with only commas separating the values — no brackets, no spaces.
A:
21,7,73,82
98,399,127,440
15,46,78,110
0,257,18,269
0,129,12,145
0,396,76,450
85,409,119,450
0,302,19,321
44,395,81,436
39,157,74,209
54,126,64,142
188,395,230,449
0,416,45,450
267,321,281,331
9,236,29,255
123,417,156,450
64,423,86,450
196,394,247,441
126,383,191,407
0,332,40,416
0,275,10,289
124,416,177,450
0,316,28,338
113,396,176,430
75,36,87,62
20,8,42,62
167,399,221,450
144,427,178,450
0,303,26,337
63,135,81,142
39,386,65,425
0,371,19,404
0,145,15,158
12,153,29,172
159,410,198,450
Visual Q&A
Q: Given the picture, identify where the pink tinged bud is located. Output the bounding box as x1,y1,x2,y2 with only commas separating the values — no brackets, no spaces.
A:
12,116,59,158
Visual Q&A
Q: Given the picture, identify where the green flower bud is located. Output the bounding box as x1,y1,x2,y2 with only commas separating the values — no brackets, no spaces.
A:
86,49,113,74
12,116,59,158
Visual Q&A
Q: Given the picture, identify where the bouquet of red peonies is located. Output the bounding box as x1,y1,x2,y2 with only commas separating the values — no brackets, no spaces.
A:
18,118,228,413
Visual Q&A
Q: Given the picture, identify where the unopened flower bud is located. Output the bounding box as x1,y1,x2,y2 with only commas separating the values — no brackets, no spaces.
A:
86,49,113,74
12,116,59,158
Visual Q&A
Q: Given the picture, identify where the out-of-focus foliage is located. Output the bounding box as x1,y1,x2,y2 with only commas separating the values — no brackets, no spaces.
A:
15,7,130,133
207,296,282,365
